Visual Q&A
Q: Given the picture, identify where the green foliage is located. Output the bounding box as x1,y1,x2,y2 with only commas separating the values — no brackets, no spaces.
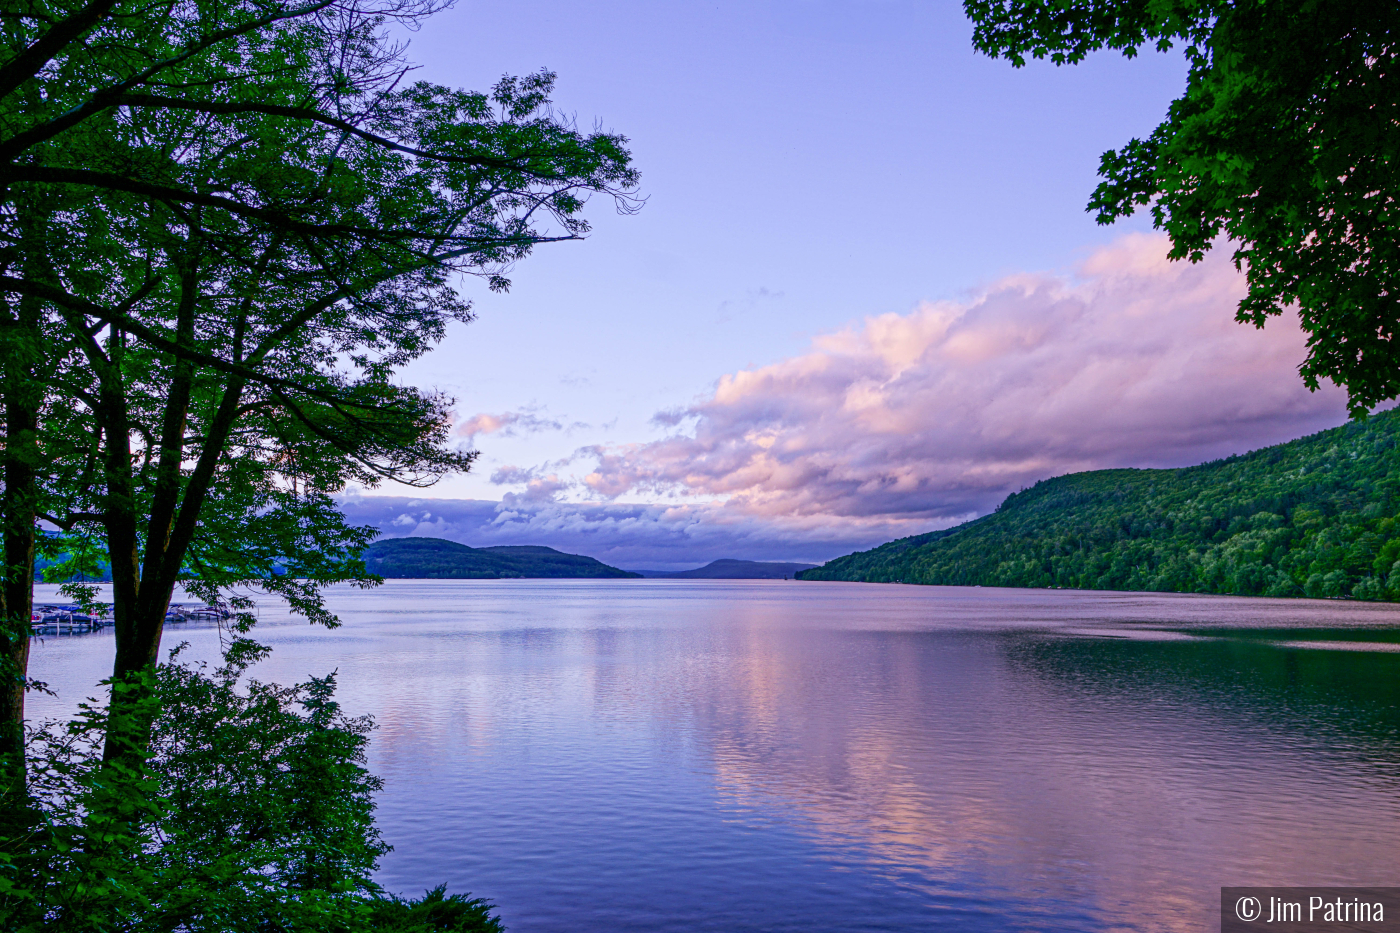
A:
363,537,640,579
366,887,503,933
0,0,639,782
0,0,640,630
803,409,1400,600
1,4,622,927
0,649,502,932
148,654,387,919
5,672,168,931
965,0,1400,413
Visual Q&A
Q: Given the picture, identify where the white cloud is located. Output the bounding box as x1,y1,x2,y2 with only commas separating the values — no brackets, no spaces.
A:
455,408,575,442
579,234,1351,521
350,234,1358,566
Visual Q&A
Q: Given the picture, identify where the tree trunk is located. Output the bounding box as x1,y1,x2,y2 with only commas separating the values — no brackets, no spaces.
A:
102,240,210,765
95,324,156,766
0,328,43,919
101,369,247,764
0,368,38,798
0,262,46,801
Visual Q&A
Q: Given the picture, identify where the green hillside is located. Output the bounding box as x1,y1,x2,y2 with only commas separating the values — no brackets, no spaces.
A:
800,410,1400,601
362,538,640,579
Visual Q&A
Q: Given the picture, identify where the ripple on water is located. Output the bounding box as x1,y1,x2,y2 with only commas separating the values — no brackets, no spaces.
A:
27,580,1400,932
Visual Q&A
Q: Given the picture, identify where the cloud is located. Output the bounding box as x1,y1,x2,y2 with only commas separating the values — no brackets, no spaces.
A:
487,465,571,502
488,465,536,485
337,495,910,571
454,408,572,442
579,234,1352,521
344,234,1360,568
649,407,693,428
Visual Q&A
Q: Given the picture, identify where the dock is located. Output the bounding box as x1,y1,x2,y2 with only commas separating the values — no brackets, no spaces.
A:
31,602,231,636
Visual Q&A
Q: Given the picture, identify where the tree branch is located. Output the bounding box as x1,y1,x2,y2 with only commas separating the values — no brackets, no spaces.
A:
0,0,121,102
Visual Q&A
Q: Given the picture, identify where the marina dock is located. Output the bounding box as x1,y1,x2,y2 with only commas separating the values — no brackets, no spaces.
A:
31,602,231,636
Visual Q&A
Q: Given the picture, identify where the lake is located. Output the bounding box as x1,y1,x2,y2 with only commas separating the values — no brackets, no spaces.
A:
28,580,1400,931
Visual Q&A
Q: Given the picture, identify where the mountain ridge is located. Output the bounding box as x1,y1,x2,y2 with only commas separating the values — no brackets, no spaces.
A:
800,410,1400,601
363,537,640,579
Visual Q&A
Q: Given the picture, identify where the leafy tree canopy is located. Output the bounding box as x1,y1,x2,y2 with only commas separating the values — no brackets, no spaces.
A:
0,0,639,767
965,0,1400,413
0,3,640,923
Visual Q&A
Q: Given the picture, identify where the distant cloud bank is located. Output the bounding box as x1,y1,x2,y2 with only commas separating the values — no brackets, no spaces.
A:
351,234,1353,568
337,494,903,571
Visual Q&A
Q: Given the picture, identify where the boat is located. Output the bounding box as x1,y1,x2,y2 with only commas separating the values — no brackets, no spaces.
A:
30,605,106,635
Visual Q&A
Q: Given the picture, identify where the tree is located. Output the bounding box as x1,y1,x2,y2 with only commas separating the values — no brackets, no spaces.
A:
0,2,636,926
965,0,1400,413
0,0,407,795
0,0,638,783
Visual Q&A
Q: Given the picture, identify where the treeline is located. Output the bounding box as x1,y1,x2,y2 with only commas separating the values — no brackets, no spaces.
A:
802,410,1400,600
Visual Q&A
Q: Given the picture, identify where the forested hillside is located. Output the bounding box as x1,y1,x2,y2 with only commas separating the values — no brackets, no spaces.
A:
800,410,1400,600
363,538,640,579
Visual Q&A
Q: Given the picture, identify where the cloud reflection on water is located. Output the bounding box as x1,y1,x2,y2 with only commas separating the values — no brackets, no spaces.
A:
32,582,1396,932
656,591,1400,931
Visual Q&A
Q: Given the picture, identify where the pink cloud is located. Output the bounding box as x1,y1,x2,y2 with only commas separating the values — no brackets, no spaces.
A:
455,409,568,442
583,234,1353,521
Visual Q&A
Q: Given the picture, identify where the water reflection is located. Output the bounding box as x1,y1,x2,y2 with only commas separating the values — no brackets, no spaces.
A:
26,581,1400,932
696,625,1400,931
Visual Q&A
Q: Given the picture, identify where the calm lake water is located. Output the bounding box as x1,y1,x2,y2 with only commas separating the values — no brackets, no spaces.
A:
28,580,1400,932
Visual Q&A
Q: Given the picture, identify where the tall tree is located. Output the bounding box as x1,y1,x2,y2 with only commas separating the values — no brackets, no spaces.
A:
0,0,387,794
0,1,637,777
965,0,1400,413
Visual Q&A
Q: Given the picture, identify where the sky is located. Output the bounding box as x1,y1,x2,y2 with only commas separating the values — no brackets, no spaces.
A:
347,0,1356,570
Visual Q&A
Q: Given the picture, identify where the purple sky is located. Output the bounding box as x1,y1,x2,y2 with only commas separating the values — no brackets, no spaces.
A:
355,1,1355,570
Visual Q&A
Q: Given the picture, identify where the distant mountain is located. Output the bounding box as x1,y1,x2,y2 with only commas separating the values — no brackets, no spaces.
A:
363,538,641,579
800,409,1400,601
634,559,817,580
